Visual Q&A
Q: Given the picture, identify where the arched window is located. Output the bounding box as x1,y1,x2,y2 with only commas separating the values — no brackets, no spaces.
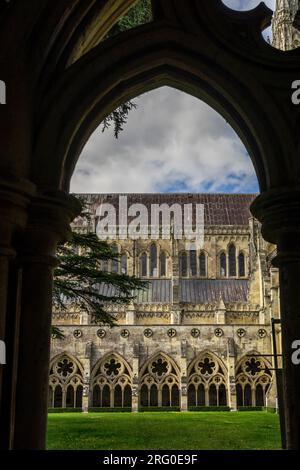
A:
140,253,147,277
238,252,245,277
220,253,227,277
114,384,122,407
76,385,83,408
188,384,196,407
160,252,167,277
199,252,206,277
244,384,252,406
49,355,84,409
66,385,75,407
140,353,180,408
180,252,188,277
197,384,205,406
190,250,197,276
150,244,157,277
228,244,236,277
111,244,119,273
140,384,148,407
121,253,127,274
54,385,63,408
188,352,228,408
150,384,158,406
255,384,264,406
91,353,132,409
209,384,218,406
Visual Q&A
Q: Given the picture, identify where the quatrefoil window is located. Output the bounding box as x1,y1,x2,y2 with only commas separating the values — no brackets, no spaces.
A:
258,329,267,338
198,357,215,375
120,329,130,338
97,329,106,338
245,358,262,376
104,358,121,377
167,328,176,338
151,358,168,376
191,328,200,338
144,329,153,338
215,328,223,337
237,328,246,338
57,358,75,378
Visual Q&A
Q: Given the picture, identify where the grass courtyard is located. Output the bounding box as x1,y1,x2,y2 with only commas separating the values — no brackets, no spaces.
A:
47,411,281,450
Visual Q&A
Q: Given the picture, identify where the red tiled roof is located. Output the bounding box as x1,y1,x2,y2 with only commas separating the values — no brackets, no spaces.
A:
75,193,256,226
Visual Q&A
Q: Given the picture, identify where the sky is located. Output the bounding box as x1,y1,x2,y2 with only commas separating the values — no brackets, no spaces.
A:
71,0,276,195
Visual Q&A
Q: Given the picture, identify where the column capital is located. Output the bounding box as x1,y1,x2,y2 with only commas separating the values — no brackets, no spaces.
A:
251,187,300,265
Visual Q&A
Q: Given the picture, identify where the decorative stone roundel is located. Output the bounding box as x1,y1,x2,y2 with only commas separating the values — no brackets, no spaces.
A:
237,328,246,338
214,328,224,338
144,328,153,338
258,329,267,338
167,328,177,338
120,329,130,338
191,328,200,338
73,329,82,339
97,329,106,338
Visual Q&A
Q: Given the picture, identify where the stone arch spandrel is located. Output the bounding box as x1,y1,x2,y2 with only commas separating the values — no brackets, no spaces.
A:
32,1,300,194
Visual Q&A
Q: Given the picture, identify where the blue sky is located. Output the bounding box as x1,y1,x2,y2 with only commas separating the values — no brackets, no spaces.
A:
71,1,276,195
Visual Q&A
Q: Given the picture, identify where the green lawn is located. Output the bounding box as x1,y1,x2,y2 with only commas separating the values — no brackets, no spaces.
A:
47,411,281,450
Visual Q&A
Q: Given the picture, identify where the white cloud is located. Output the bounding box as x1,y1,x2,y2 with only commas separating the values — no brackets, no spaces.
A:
71,88,258,194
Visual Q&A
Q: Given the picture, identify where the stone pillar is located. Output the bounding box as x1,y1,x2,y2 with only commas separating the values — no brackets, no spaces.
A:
251,188,300,450
132,342,140,412
0,178,32,450
13,192,80,450
180,340,188,411
227,338,237,410
82,342,92,412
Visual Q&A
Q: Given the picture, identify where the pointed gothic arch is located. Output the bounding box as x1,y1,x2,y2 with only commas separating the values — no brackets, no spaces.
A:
49,353,84,409
91,352,132,409
187,350,228,408
139,352,180,408
235,351,273,407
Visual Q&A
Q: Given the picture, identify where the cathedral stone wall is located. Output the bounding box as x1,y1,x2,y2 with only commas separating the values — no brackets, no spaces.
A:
50,194,279,412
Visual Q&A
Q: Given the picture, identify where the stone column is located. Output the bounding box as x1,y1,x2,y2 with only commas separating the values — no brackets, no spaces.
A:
13,192,80,450
251,188,300,450
82,342,92,412
0,178,32,450
132,343,139,412
227,338,237,410
180,340,188,411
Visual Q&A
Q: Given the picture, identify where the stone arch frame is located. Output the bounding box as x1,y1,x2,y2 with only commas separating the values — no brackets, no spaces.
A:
139,351,181,408
90,352,133,408
187,350,228,407
235,350,273,408
32,1,299,193
49,353,84,409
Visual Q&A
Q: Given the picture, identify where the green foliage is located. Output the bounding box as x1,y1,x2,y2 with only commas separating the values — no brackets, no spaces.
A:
101,0,152,138
48,408,82,413
139,406,180,412
89,407,131,413
188,406,230,412
52,198,147,336
237,406,265,411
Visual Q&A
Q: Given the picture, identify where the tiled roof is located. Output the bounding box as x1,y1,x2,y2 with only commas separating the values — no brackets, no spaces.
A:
75,193,256,226
98,279,249,304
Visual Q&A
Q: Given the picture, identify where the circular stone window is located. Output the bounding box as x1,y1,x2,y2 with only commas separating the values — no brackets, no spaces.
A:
258,328,267,338
120,329,130,339
73,329,82,339
167,328,177,338
144,328,153,338
237,328,246,338
97,329,106,338
191,328,200,338
214,328,224,338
